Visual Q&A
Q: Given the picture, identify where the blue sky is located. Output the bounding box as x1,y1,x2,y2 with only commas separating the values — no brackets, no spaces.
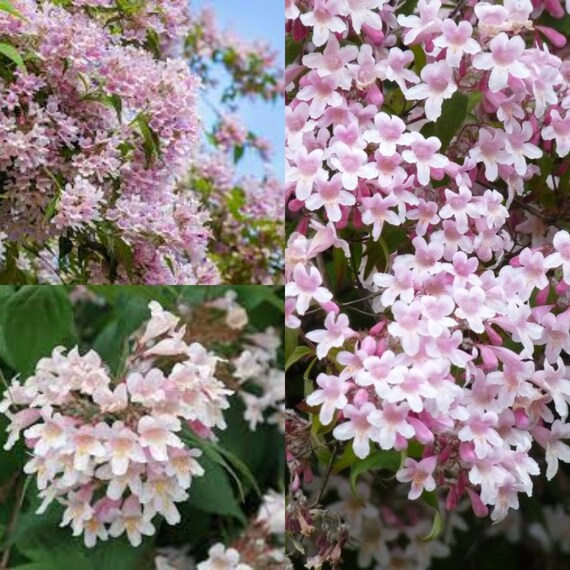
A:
192,0,284,179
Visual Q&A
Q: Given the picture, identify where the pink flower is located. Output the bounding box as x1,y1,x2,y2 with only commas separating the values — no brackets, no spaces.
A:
537,309,570,364
285,263,333,315
469,128,513,181
306,373,351,425
458,412,503,459
363,112,406,156
329,143,377,190
332,402,379,459
401,132,448,185
545,229,570,283
398,0,442,45
137,416,183,462
433,19,480,67
108,496,155,547
368,402,415,450
360,193,401,240
377,47,419,91
306,173,356,222
287,147,326,200
542,110,570,157
388,300,424,356
504,121,542,176
405,61,457,121
105,422,147,476
306,312,356,359
396,456,438,499
302,34,357,90
453,286,495,333
473,33,530,92
300,0,347,47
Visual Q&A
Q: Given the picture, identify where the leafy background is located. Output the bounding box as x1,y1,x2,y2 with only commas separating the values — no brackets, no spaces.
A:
0,285,283,569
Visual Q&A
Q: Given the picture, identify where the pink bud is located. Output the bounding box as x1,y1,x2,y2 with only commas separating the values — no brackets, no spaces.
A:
370,321,386,337
536,284,550,305
555,280,570,296
361,336,377,354
362,23,384,46
445,486,459,511
467,488,489,518
459,442,476,463
374,338,387,355
321,301,340,314
353,389,369,407
408,417,434,444
514,408,530,429
484,325,503,346
365,84,383,106
479,344,499,370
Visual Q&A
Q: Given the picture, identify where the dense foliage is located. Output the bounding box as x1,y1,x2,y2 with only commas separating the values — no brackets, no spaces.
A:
0,285,284,568
285,0,570,568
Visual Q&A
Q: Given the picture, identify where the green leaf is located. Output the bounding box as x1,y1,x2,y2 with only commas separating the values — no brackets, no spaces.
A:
349,450,401,499
0,0,25,20
286,345,313,371
101,94,122,123
420,491,443,541
422,91,468,151
410,44,426,74
135,114,161,168
0,42,26,70
0,287,76,376
233,145,245,164
285,37,303,65
187,455,246,523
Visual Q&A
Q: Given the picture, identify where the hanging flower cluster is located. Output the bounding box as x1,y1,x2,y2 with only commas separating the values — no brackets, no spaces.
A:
1,300,232,547
286,0,570,561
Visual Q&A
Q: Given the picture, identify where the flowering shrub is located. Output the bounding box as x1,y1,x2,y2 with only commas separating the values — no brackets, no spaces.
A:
0,285,283,566
0,0,283,284
285,0,570,567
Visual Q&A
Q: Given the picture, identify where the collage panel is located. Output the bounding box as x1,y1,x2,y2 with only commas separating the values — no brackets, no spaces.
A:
285,1,570,569
0,0,283,285
0,285,284,568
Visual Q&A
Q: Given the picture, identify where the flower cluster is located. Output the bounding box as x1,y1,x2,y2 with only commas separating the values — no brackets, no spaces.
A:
0,0,222,284
1,301,232,547
205,291,285,431
156,489,285,570
285,0,570,556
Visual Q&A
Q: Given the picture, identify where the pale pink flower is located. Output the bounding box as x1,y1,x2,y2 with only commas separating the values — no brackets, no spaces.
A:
544,230,570,283
504,121,542,176
542,110,570,157
329,142,377,190
306,312,356,359
433,19,480,66
453,286,496,334
469,128,513,181
287,147,326,201
368,402,415,450
398,0,442,45
285,263,333,315
340,0,384,34
108,496,155,547
137,416,183,462
405,61,457,121
473,33,530,92
363,112,406,156
396,456,438,499
332,402,379,459
401,132,448,185
306,373,351,425
306,173,356,222
300,0,347,47
360,193,400,240
104,422,147,476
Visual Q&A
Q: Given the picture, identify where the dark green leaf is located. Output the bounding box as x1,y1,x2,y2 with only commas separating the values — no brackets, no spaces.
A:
0,287,76,376
349,450,401,499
